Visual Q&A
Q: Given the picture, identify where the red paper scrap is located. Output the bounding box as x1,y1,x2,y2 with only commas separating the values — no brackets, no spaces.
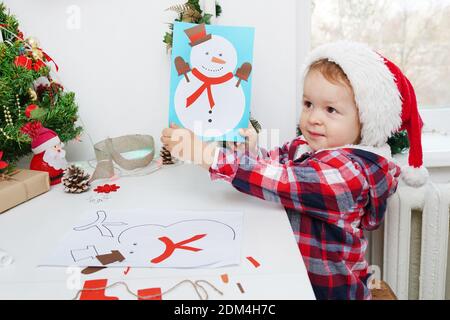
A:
220,274,229,284
137,287,162,300
246,256,261,268
94,184,121,194
79,279,118,300
124,267,131,275
151,234,206,264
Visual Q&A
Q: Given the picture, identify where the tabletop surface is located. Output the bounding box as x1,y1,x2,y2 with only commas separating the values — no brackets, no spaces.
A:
0,162,315,300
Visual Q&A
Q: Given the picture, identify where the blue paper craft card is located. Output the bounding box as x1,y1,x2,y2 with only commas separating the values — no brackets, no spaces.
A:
169,22,255,142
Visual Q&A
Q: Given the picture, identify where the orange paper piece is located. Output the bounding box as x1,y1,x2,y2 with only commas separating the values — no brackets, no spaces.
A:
79,279,119,300
137,287,162,300
221,274,229,284
246,256,261,268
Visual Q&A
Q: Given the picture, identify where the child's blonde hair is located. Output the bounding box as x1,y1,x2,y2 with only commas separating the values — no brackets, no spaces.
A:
309,59,353,90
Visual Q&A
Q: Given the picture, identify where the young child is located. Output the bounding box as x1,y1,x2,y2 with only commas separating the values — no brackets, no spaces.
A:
161,41,428,300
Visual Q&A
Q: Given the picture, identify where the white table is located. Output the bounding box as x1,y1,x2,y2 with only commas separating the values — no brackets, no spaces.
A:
0,163,315,300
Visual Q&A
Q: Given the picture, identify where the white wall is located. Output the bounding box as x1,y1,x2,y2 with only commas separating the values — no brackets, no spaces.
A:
3,0,311,162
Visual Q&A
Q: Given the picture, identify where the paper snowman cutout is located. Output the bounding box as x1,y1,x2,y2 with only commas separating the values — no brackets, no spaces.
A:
173,24,252,140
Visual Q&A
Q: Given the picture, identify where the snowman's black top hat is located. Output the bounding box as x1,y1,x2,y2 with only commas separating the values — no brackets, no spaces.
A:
184,24,212,47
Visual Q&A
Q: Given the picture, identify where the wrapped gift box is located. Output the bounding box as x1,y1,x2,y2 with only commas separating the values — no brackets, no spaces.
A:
0,169,50,214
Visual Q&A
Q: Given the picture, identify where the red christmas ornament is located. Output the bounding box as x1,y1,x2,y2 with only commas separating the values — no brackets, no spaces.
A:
20,121,68,185
14,55,33,70
0,151,9,170
25,104,39,118
33,59,46,71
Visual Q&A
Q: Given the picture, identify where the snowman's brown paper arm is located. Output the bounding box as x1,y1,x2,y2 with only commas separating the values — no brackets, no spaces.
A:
175,56,191,82
235,62,252,87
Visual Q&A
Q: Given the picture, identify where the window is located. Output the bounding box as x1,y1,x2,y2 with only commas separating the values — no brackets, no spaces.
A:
311,0,450,109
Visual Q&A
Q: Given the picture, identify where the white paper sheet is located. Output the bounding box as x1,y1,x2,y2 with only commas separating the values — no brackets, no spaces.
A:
40,209,243,269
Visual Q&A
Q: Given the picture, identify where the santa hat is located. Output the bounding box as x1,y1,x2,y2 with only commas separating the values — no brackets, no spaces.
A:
21,121,61,155
301,41,428,187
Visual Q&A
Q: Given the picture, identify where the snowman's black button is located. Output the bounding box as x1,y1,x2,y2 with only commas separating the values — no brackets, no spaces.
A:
208,119,212,123
209,110,212,114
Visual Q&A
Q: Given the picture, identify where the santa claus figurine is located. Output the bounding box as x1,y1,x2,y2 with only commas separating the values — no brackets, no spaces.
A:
21,121,68,185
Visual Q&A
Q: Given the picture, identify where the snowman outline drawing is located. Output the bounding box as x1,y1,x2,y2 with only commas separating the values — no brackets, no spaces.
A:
117,218,237,268
172,23,253,141
73,210,128,238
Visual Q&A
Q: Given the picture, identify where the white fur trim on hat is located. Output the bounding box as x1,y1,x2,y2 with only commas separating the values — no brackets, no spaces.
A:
400,165,429,187
300,41,403,147
32,136,61,154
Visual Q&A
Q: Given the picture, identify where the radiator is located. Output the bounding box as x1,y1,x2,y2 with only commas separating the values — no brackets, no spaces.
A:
368,181,450,300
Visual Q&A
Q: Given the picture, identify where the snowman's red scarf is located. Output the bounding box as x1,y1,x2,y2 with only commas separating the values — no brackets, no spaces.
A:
186,68,234,109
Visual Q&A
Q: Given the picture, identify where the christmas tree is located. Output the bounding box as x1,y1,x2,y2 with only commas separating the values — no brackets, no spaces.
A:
0,3,82,165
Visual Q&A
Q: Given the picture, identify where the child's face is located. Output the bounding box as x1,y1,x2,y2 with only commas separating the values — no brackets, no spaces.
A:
300,69,361,152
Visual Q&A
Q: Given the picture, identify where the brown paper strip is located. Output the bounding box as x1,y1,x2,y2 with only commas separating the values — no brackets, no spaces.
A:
81,266,107,275
96,250,125,266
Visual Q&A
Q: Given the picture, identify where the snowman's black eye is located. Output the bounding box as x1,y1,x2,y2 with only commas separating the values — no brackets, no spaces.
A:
129,251,134,254
205,52,209,55
219,53,223,57
133,243,137,246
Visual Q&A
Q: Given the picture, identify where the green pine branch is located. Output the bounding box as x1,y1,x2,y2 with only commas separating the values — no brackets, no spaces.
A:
163,0,222,52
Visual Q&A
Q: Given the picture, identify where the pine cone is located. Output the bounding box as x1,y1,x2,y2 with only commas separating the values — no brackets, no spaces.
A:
160,146,175,165
62,165,91,194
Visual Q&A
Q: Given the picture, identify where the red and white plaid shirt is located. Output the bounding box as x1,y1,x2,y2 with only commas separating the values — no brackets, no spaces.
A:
209,136,401,300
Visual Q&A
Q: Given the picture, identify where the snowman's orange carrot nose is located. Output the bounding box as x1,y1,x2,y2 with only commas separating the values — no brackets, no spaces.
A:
211,56,226,64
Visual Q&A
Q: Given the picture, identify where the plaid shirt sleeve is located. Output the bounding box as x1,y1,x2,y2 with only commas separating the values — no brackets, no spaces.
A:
209,147,368,227
256,142,290,163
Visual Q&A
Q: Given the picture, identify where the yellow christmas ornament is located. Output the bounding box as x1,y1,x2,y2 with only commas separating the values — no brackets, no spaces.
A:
25,37,39,49
31,48,44,61
28,88,38,101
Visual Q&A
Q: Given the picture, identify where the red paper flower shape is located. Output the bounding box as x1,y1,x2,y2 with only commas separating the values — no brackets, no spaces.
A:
94,184,121,194
0,151,9,170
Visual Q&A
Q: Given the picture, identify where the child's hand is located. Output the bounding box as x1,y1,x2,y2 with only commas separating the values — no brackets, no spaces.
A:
160,124,216,169
226,123,258,155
